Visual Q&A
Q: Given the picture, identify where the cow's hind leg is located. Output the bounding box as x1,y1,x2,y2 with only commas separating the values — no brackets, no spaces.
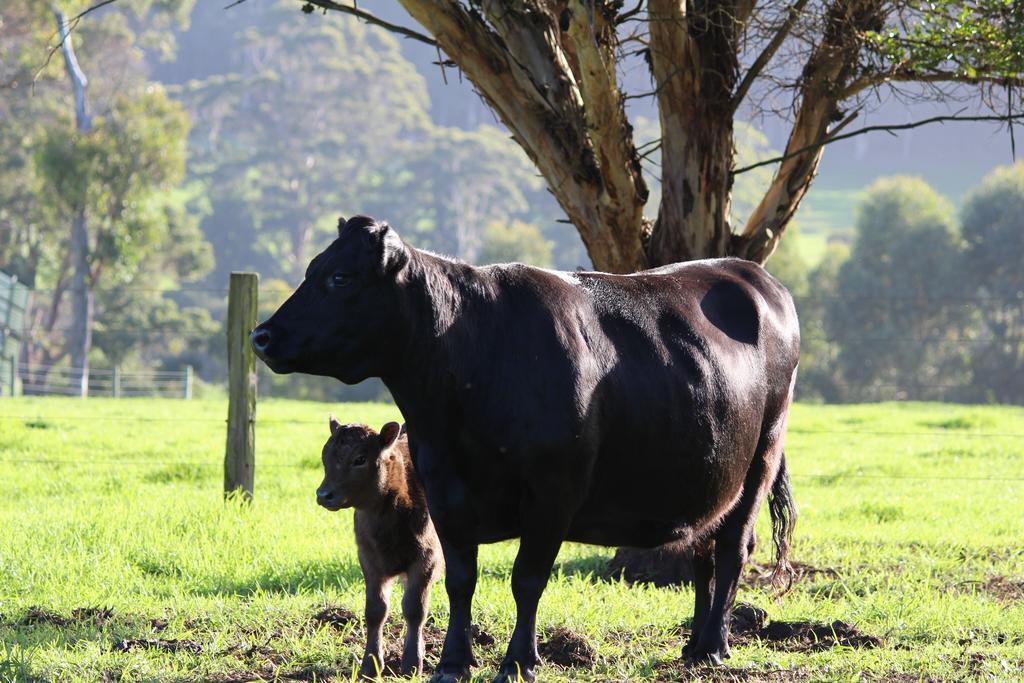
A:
682,538,714,658
686,445,781,665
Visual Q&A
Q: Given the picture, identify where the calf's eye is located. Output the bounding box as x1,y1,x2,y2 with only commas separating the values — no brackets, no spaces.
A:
352,455,367,467
330,272,352,288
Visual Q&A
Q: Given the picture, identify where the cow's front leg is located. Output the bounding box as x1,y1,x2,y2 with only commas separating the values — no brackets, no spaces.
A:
430,541,478,683
494,519,568,683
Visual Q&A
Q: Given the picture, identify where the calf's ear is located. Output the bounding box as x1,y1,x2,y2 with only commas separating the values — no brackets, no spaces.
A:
379,421,402,450
336,216,347,237
329,415,342,436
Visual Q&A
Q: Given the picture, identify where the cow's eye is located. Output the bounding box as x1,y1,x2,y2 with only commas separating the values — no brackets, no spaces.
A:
329,272,352,288
352,455,367,467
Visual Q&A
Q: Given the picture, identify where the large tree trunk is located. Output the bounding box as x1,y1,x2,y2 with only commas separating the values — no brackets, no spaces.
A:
645,0,741,265
55,8,93,397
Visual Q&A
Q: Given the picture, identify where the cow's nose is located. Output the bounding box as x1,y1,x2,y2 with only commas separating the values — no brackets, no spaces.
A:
250,327,272,353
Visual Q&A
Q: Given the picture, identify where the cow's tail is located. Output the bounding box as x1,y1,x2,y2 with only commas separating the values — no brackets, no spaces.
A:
768,450,797,593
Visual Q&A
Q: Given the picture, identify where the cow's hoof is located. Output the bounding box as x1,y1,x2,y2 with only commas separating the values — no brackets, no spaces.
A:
428,666,472,683
684,643,729,667
492,662,537,683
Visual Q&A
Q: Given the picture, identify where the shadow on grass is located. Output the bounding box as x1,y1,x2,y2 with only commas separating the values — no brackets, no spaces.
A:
186,558,365,597
553,554,620,584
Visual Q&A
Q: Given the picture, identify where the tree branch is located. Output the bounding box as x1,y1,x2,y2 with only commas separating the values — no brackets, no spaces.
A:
298,0,437,46
730,0,810,113
737,0,887,264
733,112,1024,175
840,67,1024,99
564,0,647,235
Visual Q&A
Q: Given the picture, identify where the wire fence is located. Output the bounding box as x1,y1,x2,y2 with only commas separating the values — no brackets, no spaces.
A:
15,362,193,398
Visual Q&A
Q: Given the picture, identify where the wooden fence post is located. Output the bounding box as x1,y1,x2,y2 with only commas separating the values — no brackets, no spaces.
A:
184,364,193,400
112,365,121,399
225,272,258,501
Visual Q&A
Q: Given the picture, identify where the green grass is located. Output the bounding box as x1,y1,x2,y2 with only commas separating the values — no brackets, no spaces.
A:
0,398,1022,681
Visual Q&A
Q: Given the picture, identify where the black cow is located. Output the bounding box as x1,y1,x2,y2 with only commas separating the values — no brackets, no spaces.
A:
252,216,800,683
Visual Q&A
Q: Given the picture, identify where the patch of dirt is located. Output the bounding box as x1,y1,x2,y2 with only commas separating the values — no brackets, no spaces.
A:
149,617,168,632
736,619,883,652
222,640,287,665
730,603,768,635
275,665,336,681
310,606,360,631
956,575,1024,602
113,637,204,655
654,660,807,682
184,615,210,630
743,561,841,590
539,626,596,669
471,623,496,648
207,672,263,683
20,607,71,627
71,606,116,626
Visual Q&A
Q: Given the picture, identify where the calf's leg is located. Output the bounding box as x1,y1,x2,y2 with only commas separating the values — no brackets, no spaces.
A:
400,562,436,675
430,542,478,683
361,573,395,678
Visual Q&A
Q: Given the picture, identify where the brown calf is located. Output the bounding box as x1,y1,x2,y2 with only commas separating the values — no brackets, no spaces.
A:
317,418,443,678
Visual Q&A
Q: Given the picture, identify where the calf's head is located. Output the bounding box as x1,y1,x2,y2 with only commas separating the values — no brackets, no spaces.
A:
316,418,403,511
250,215,408,383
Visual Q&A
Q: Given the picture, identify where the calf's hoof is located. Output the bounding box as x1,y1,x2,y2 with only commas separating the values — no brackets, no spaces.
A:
359,655,386,679
492,661,537,683
428,665,472,683
399,658,423,677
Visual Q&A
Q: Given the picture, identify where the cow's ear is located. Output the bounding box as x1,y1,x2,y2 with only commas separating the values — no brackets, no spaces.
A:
336,216,347,237
379,421,402,450
329,415,342,436
377,223,408,275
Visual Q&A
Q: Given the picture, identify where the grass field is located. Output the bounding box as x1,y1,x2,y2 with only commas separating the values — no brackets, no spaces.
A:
0,398,1022,682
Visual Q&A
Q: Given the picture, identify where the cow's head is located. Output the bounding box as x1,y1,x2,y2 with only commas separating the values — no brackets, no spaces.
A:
250,215,408,383
316,418,403,511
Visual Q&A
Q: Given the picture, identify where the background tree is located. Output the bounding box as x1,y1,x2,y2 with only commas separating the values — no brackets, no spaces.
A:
960,163,1024,403
827,177,969,400
298,0,1023,272
177,3,432,284
1,0,212,389
394,125,546,261
478,220,555,266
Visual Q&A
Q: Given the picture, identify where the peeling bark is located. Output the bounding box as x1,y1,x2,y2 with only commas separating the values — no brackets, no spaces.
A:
645,1,740,265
